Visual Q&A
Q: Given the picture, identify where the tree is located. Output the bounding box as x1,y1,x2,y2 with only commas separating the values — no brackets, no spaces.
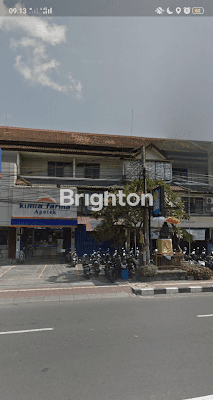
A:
92,178,188,251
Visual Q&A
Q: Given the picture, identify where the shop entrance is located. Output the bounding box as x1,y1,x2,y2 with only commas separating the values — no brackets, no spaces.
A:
23,227,71,258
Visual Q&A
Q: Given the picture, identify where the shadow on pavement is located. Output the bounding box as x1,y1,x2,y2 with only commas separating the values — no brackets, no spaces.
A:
46,270,85,284
21,256,69,266
46,269,131,286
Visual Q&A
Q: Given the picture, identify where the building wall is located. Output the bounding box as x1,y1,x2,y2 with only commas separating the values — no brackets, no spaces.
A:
20,155,47,177
207,145,213,187
0,162,16,226
99,158,123,180
188,166,208,184
20,153,123,180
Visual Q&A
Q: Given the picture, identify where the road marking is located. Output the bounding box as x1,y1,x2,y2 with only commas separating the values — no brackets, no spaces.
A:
0,265,16,278
0,328,54,335
183,395,213,399
38,265,48,279
197,314,213,318
159,282,213,286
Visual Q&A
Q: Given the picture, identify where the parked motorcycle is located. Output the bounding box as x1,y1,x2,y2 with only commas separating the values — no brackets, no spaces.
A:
70,250,78,267
90,251,101,277
82,253,91,279
105,260,117,283
92,259,101,277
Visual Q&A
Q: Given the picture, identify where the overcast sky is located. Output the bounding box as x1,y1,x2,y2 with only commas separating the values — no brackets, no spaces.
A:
0,10,213,140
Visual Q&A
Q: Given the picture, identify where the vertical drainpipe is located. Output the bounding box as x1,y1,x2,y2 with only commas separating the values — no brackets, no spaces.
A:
73,157,76,178
17,152,20,175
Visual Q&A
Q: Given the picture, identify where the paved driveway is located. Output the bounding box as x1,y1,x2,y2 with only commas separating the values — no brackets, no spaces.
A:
0,257,87,289
0,257,129,290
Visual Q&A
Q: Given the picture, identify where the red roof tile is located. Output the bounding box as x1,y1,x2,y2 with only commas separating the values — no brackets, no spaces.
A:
0,126,206,153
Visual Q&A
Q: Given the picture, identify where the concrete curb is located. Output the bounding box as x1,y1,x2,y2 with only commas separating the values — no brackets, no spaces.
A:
0,285,132,304
131,285,213,296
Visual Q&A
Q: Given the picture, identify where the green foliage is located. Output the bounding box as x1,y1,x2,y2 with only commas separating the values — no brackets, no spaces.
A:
92,177,187,247
182,262,213,280
135,264,158,277
179,229,195,243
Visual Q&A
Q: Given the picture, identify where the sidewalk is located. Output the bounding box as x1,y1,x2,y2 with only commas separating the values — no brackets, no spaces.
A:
1,279,213,304
0,284,132,304
1,259,213,303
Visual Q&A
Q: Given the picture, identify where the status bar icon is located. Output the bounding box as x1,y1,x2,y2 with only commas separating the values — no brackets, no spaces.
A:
192,7,204,14
155,7,164,14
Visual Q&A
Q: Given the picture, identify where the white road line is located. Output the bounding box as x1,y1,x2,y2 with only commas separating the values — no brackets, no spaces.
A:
38,264,48,279
183,395,213,399
159,282,213,285
0,265,16,278
0,328,54,335
197,314,213,318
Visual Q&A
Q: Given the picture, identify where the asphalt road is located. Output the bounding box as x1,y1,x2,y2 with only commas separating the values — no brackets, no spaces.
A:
1,294,213,400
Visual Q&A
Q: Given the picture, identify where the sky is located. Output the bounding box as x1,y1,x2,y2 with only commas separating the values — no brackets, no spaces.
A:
0,8,213,140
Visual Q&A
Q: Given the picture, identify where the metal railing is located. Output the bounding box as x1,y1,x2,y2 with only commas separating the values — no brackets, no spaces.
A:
154,252,184,269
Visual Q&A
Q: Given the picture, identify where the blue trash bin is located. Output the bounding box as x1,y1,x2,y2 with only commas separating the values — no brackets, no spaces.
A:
121,269,129,280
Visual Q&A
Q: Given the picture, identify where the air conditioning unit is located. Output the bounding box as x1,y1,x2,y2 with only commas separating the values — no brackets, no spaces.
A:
206,197,213,205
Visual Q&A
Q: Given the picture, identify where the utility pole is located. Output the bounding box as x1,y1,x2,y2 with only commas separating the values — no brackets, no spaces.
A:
141,146,150,266
131,109,133,136
188,187,191,254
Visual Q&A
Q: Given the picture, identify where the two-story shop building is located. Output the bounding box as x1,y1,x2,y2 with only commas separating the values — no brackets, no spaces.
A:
1,126,213,259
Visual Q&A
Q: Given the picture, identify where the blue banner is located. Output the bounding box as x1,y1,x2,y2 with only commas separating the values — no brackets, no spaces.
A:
153,186,164,217
153,188,161,216
11,218,78,226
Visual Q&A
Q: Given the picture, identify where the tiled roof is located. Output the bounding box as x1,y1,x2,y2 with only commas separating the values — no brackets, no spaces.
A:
15,177,31,186
0,126,208,154
0,144,130,156
77,216,93,231
21,177,123,187
77,216,102,231
170,186,187,192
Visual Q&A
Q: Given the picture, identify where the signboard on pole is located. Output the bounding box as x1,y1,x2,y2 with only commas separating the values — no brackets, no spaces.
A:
185,229,205,241
153,186,164,217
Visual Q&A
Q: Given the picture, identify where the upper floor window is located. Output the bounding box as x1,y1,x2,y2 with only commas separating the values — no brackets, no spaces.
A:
173,168,188,182
146,161,172,182
76,163,100,179
48,162,73,177
182,197,203,214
